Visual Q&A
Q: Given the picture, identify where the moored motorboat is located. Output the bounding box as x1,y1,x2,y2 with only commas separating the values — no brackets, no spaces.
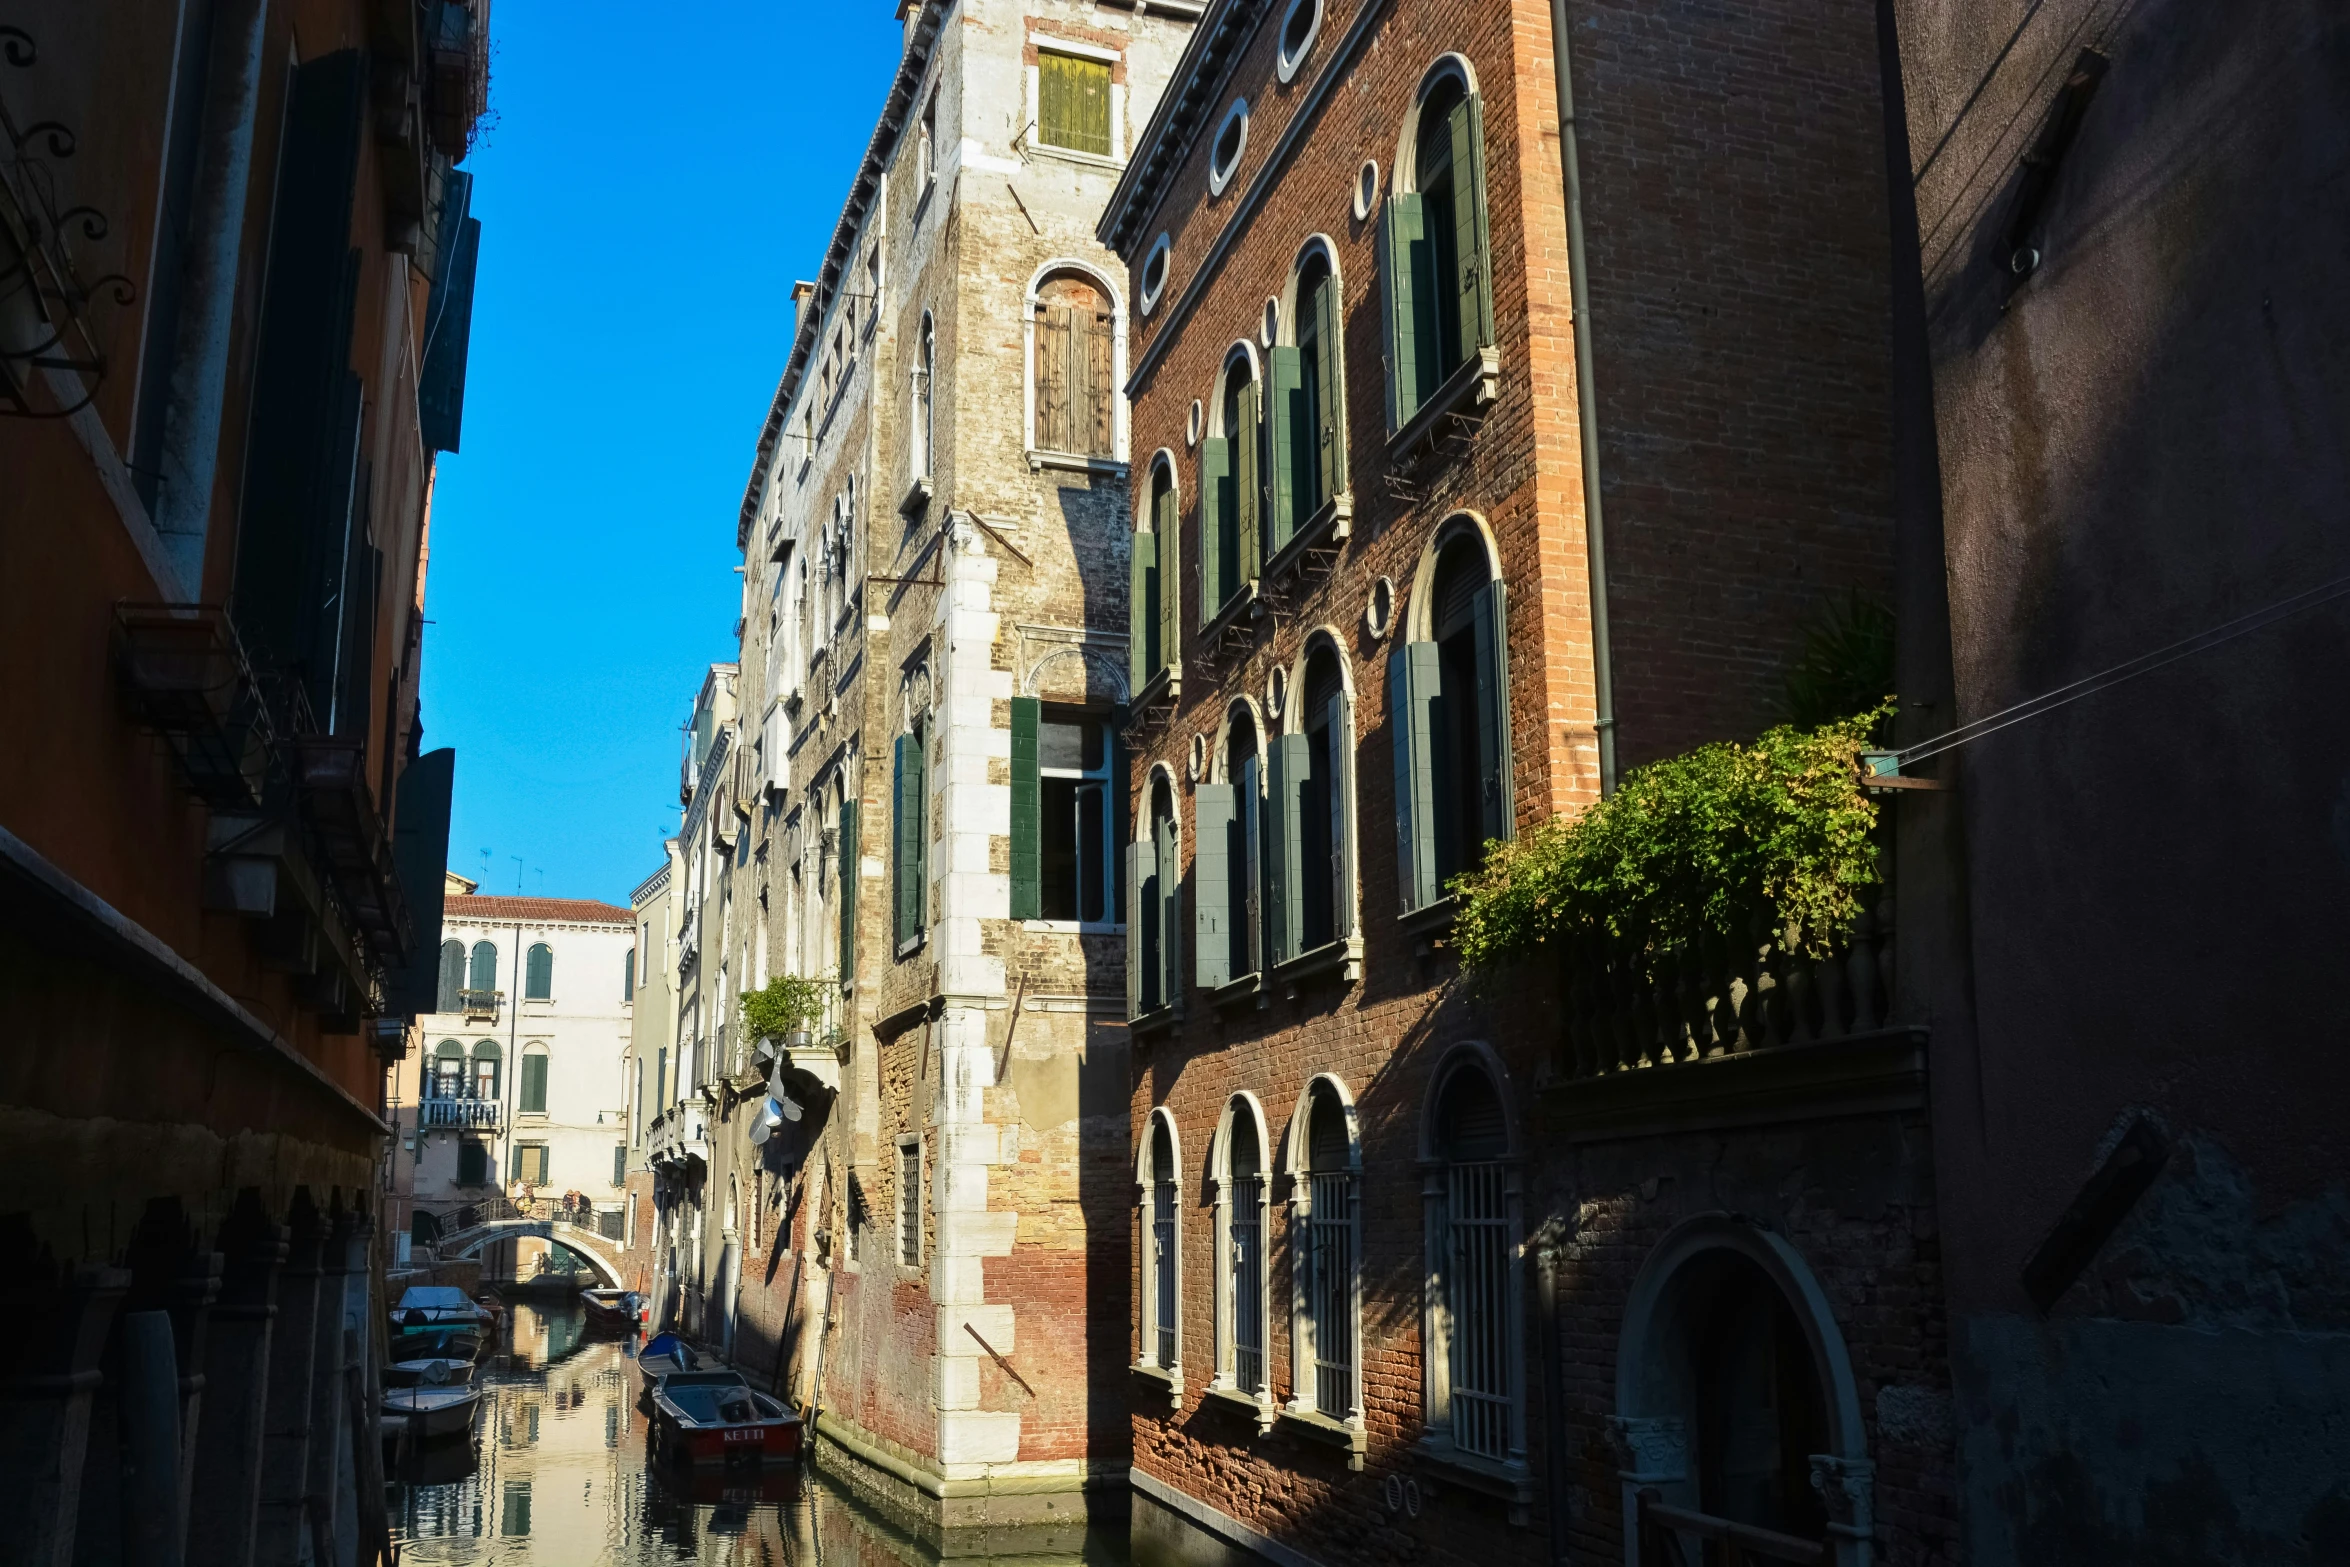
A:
380,1383,482,1441
390,1285,492,1334
634,1331,694,1409
649,1371,802,1466
580,1287,642,1333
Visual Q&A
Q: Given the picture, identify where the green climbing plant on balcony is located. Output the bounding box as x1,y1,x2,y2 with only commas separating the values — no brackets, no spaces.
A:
739,974,827,1046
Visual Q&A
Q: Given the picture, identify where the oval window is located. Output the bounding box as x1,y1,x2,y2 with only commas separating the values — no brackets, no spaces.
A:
1209,100,1249,195
1277,0,1323,81
1141,233,1173,314
1353,159,1380,223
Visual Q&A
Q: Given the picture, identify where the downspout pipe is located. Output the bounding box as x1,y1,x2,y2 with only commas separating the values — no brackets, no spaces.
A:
1550,0,1618,794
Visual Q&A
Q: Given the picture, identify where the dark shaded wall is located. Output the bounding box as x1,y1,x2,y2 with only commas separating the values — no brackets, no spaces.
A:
1890,1,2350,1559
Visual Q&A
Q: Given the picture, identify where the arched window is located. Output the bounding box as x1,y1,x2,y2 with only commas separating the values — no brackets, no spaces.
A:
1425,1055,1521,1463
1380,64,1494,429
525,941,553,1001
1195,703,1263,989
1270,642,1356,963
518,1044,549,1115
1289,1077,1359,1422
1693,1255,1831,1537
469,940,498,994
1138,1113,1181,1374
1268,247,1348,554
471,1039,502,1102
1214,1098,1270,1405
436,941,464,1013
431,1040,464,1099
623,947,635,1002
1130,457,1179,693
912,312,935,481
1200,350,1261,621
1393,522,1512,914
1129,771,1181,1019
1032,272,1115,457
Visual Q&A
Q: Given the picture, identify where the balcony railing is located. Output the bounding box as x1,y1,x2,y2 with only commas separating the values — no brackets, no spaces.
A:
1556,902,1897,1082
460,987,502,1021
1635,1488,1824,1566
418,1096,501,1131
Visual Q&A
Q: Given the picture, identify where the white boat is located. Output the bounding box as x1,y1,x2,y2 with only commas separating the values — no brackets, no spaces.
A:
390,1285,492,1333
380,1384,481,1440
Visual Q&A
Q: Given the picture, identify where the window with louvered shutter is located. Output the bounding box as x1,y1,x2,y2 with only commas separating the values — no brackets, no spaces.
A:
520,1050,548,1114
1193,783,1233,991
1301,257,1346,502
1009,699,1042,918
894,728,926,952
1200,436,1231,619
1153,779,1182,1009
525,942,553,1000
838,795,860,984
1037,50,1112,157
1429,538,1513,887
469,940,497,992
437,941,465,1012
1298,647,1351,951
1267,344,1302,554
1034,275,1115,457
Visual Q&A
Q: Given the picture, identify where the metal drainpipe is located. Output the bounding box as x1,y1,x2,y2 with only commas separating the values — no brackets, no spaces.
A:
1550,0,1618,794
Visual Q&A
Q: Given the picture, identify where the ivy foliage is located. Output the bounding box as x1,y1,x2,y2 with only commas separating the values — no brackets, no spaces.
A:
1450,708,1890,973
739,974,827,1043
1780,592,1895,735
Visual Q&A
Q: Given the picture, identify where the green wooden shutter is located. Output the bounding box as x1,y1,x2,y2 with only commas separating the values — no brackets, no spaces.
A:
1455,93,1496,354
1234,380,1262,585
1313,271,1346,498
1199,437,1229,620
839,795,860,984
1390,642,1441,912
1267,345,1302,555
1009,698,1041,919
894,732,925,949
1130,531,1158,690
1127,837,1153,1018
520,1053,548,1114
437,943,464,1012
1471,580,1513,847
1194,784,1234,990
1269,732,1310,964
1377,194,1424,429
1240,754,1264,976
1111,708,1131,926
1157,807,1182,1008
1155,482,1181,678
1332,688,1357,940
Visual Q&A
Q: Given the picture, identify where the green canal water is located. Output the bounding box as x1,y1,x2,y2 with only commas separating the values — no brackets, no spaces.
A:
384,1299,1134,1566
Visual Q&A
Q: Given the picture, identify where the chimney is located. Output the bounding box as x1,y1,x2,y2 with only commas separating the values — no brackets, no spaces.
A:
791,281,818,334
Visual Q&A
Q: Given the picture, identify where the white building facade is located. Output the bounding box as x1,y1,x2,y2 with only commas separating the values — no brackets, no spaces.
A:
400,891,638,1273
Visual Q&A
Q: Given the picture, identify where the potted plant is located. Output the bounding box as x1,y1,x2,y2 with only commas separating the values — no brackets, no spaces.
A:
739,974,825,1057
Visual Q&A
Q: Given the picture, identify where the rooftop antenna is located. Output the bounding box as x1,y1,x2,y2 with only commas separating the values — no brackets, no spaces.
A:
511,855,524,892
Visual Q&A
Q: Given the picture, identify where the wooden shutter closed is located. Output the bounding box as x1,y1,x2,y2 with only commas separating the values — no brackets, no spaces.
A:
1331,688,1356,941
1377,194,1424,429
1470,581,1513,846
1112,709,1131,919
1156,806,1182,1009
1239,753,1263,977
1454,93,1496,355
438,942,465,1012
1267,345,1303,555
1036,306,1071,452
894,732,926,949
1194,784,1235,990
520,1053,547,1114
839,796,860,984
1200,437,1230,619
1311,269,1346,498
1009,698,1041,919
1127,837,1154,1019
1234,379,1263,585
1130,531,1158,691
1389,642,1441,913
1268,732,1311,965
1154,481,1180,677
1085,309,1115,456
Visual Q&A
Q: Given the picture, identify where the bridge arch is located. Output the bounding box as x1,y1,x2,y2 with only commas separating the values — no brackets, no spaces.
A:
435,1218,627,1289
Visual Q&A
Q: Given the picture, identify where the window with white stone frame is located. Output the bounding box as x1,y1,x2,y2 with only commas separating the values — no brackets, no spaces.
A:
1135,1109,1182,1383
1286,1076,1361,1426
1421,1047,1527,1475
1211,1093,1274,1421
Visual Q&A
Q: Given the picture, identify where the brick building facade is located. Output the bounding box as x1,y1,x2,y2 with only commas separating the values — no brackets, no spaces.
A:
1098,0,1949,1563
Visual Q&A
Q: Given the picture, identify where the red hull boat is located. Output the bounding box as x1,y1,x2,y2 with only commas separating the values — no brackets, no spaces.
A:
650,1371,803,1466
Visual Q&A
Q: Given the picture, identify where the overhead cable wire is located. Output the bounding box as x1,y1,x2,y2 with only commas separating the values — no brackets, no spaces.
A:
1891,569,2350,770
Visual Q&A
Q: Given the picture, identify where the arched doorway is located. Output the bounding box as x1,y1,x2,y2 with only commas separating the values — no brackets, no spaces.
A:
1612,1216,1875,1567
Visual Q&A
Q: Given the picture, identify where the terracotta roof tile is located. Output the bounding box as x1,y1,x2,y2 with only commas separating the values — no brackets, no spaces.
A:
442,895,633,926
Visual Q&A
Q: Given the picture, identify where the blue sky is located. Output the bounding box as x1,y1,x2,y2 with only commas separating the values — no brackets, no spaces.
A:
420,3,903,905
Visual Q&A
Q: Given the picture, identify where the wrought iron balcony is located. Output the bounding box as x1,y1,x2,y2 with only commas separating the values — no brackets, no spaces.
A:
459,987,501,1021
418,1096,500,1131
113,604,274,810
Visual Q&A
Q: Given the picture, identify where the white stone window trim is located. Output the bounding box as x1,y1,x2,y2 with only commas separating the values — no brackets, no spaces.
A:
1134,1105,1185,1401
1024,34,1129,167
1282,1073,1364,1432
894,1133,924,1269
1140,232,1174,316
1208,1090,1278,1430
1276,0,1324,82
1208,98,1250,197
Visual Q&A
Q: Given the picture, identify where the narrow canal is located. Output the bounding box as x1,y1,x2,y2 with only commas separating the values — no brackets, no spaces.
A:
385,1299,1134,1567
